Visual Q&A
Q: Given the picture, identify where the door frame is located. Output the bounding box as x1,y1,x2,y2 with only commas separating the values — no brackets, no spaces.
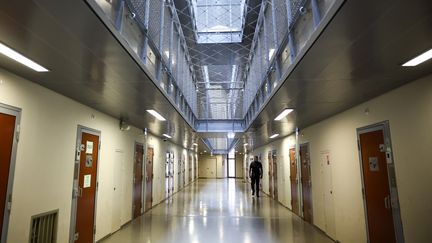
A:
132,142,144,218
69,125,101,243
0,103,21,243
356,121,404,243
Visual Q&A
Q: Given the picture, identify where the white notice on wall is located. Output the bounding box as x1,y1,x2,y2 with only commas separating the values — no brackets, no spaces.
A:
83,174,91,188
86,141,93,154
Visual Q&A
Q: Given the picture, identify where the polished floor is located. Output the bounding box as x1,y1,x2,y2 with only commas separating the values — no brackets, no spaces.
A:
101,179,334,243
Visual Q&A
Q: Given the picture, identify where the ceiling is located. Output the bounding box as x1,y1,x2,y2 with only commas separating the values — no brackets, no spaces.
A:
0,0,431,154
237,0,432,152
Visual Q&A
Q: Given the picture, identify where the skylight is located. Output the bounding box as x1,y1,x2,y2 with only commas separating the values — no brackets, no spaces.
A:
191,0,246,44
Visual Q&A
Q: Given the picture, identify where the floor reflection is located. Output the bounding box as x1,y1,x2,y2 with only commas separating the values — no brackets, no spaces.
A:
101,179,333,243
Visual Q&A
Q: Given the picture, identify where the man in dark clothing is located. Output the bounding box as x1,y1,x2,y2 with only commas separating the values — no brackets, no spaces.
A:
249,156,263,197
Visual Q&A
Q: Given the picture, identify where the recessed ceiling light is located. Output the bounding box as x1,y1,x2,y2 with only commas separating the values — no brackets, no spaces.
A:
269,134,279,139
402,48,432,66
0,42,49,72
162,134,172,138
146,109,166,121
204,150,207,153
274,108,294,121
193,143,198,146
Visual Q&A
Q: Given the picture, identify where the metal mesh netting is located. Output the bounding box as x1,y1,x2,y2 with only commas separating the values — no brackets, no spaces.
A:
148,0,162,51
274,0,288,46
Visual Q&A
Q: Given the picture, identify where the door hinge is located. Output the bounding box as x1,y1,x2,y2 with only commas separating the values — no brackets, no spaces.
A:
7,194,12,211
74,232,79,241
15,124,20,142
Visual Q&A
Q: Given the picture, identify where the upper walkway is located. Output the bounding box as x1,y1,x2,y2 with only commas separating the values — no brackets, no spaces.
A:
100,179,333,243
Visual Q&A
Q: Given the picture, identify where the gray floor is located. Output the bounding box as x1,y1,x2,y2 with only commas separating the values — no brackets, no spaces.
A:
100,179,334,243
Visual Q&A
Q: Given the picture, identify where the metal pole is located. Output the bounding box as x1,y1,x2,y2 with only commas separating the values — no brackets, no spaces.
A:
310,0,322,27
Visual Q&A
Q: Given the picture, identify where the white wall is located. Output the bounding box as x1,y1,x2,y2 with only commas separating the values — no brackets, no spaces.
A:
0,68,197,242
248,74,432,243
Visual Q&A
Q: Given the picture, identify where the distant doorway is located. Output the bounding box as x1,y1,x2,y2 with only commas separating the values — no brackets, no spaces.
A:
0,104,20,243
357,122,404,243
227,149,236,178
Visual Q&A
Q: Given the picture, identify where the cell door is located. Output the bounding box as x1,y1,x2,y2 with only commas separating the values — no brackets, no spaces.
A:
268,151,273,197
300,143,313,223
182,155,186,187
145,147,154,212
0,105,20,243
71,127,100,243
133,143,144,219
358,123,404,243
178,159,182,189
272,150,278,200
189,155,192,182
289,148,299,215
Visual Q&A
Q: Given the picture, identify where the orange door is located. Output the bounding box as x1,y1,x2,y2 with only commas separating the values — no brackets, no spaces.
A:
359,130,396,243
0,112,16,240
75,132,99,243
145,147,154,212
289,148,299,215
272,151,278,200
133,144,144,219
300,144,313,223
268,151,273,197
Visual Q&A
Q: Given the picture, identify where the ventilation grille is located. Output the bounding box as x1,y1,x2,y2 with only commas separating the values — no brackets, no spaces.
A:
29,209,58,243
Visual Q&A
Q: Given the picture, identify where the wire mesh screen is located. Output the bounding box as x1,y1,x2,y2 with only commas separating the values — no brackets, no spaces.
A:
148,0,162,51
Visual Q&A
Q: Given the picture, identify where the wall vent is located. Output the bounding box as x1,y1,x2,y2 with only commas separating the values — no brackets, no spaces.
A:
29,209,58,243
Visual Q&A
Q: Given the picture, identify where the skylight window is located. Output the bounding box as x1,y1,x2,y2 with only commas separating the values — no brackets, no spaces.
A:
191,0,246,44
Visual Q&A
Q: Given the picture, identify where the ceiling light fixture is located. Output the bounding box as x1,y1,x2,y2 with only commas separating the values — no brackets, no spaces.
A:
402,48,432,66
243,143,248,146
274,108,294,121
146,109,166,121
193,143,198,146
0,42,49,72
227,132,235,138
162,134,172,139
269,134,279,139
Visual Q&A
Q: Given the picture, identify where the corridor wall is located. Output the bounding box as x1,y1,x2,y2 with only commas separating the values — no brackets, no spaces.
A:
249,74,432,243
0,68,197,242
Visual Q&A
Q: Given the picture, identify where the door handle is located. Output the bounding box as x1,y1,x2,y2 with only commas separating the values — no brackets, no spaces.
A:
78,187,83,197
384,195,390,209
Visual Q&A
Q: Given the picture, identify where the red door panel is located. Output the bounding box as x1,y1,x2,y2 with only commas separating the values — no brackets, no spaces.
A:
145,147,154,212
0,113,15,239
75,132,99,243
133,144,143,219
300,144,313,223
359,130,396,243
289,148,299,215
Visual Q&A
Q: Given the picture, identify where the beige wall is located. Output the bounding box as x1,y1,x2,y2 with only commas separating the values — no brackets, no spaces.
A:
0,68,197,242
248,74,432,243
198,155,226,178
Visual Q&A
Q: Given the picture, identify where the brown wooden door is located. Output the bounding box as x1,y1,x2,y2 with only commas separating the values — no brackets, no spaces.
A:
133,144,144,219
145,147,154,212
289,148,299,215
268,151,273,197
300,144,313,223
75,132,99,243
359,129,396,243
272,151,278,200
0,112,16,240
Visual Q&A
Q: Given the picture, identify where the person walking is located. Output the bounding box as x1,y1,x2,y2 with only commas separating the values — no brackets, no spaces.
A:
249,156,263,197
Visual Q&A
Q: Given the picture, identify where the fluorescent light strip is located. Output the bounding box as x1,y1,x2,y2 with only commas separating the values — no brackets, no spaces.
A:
274,108,294,121
146,109,166,121
402,48,432,66
0,42,49,72
162,134,172,138
269,134,279,139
